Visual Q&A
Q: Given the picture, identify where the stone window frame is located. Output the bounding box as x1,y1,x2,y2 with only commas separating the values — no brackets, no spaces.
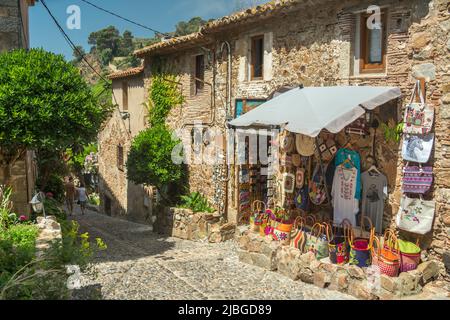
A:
250,35,265,81
359,9,388,74
352,6,390,77
194,54,205,95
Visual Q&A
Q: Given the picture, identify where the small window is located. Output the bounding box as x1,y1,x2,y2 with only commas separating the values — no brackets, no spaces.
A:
122,82,128,111
360,11,387,73
251,35,264,80
195,55,205,95
117,144,124,171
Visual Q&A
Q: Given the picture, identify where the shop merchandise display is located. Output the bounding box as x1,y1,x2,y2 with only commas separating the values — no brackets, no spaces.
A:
361,169,388,234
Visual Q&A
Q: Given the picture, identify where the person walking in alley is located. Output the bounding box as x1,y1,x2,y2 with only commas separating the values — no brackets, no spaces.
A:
65,177,76,216
76,182,89,215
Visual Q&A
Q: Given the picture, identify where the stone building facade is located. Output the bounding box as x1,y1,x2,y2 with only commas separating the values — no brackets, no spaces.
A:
98,68,155,224
0,0,34,51
104,0,448,273
0,0,36,216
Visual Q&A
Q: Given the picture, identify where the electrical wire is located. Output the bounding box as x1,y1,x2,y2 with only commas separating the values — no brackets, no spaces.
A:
78,0,168,37
39,0,120,107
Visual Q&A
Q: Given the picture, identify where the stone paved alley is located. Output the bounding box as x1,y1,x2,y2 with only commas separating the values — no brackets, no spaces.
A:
69,208,355,300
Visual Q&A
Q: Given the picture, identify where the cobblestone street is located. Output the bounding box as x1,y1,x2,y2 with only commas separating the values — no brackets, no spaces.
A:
69,208,355,300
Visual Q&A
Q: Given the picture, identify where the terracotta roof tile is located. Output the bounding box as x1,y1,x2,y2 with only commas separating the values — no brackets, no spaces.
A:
107,66,144,80
134,0,302,57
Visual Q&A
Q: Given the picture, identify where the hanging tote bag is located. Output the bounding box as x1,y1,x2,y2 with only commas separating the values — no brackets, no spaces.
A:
403,80,434,135
290,217,307,252
371,231,400,277
396,196,436,235
349,216,375,268
402,133,435,164
398,239,421,272
250,201,266,233
402,164,433,194
309,164,327,205
305,223,329,260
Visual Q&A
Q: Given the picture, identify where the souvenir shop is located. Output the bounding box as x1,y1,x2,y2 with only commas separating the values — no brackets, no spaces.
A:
230,82,436,277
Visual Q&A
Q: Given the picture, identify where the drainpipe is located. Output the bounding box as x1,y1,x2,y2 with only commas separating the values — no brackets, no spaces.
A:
219,41,232,221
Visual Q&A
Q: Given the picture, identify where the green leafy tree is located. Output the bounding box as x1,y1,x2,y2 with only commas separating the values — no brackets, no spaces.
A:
0,49,110,186
119,30,134,56
126,124,183,203
88,26,121,56
174,17,207,36
72,45,86,63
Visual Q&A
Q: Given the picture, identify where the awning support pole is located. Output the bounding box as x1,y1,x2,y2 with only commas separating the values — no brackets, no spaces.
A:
315,137,331,207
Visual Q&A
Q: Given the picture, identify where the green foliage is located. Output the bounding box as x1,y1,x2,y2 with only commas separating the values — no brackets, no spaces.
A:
179,192,215,213
381,121,404,143
126,124,183,190
174,17,207,36
72,45,86,63
0,49,108,158
88,26,121,56
36,174,65,203
148,74,184,127
42,197,67,222
66,143,98,174
0,185,14,229
88,193,100,206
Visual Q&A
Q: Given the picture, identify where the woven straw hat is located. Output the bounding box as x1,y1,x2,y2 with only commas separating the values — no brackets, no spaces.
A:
280,131,295,153
295,134,315,156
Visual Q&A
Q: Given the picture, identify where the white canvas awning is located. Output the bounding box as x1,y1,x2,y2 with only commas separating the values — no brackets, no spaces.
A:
229,86,402,137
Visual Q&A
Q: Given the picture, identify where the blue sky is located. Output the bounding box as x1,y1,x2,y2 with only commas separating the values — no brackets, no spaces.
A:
30,0,268,60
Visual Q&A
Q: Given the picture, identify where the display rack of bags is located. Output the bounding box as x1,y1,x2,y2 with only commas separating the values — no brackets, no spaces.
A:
398,80,436,235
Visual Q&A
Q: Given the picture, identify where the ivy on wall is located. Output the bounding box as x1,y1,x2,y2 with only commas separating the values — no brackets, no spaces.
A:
147,74,184,127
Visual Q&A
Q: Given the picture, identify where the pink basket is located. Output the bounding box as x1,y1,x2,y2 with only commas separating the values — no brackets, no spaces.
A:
400,252,421,272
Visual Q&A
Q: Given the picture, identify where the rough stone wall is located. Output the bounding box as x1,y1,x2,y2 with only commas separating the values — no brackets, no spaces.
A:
97,108,153,224
0,0,31,52
142,49,227,211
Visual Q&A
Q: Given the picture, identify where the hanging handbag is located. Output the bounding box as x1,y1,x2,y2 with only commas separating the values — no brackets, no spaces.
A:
371,230,400,277
396,196,435,235
402,163,433,194
315,137,338,163
403,80,434,135
349,216,375,268
282,173,295,194
309,164,327,205
398,238,421,272
402,133,434,163
295,185,309,211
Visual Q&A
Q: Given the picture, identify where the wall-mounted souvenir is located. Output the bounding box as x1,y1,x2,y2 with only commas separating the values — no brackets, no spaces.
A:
315,137,337,162
280,131,295,153
295,134,315,156
296,168,305,188
292,154,302,167
282,173,295,194
402,133,434,164
403,80,434,135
